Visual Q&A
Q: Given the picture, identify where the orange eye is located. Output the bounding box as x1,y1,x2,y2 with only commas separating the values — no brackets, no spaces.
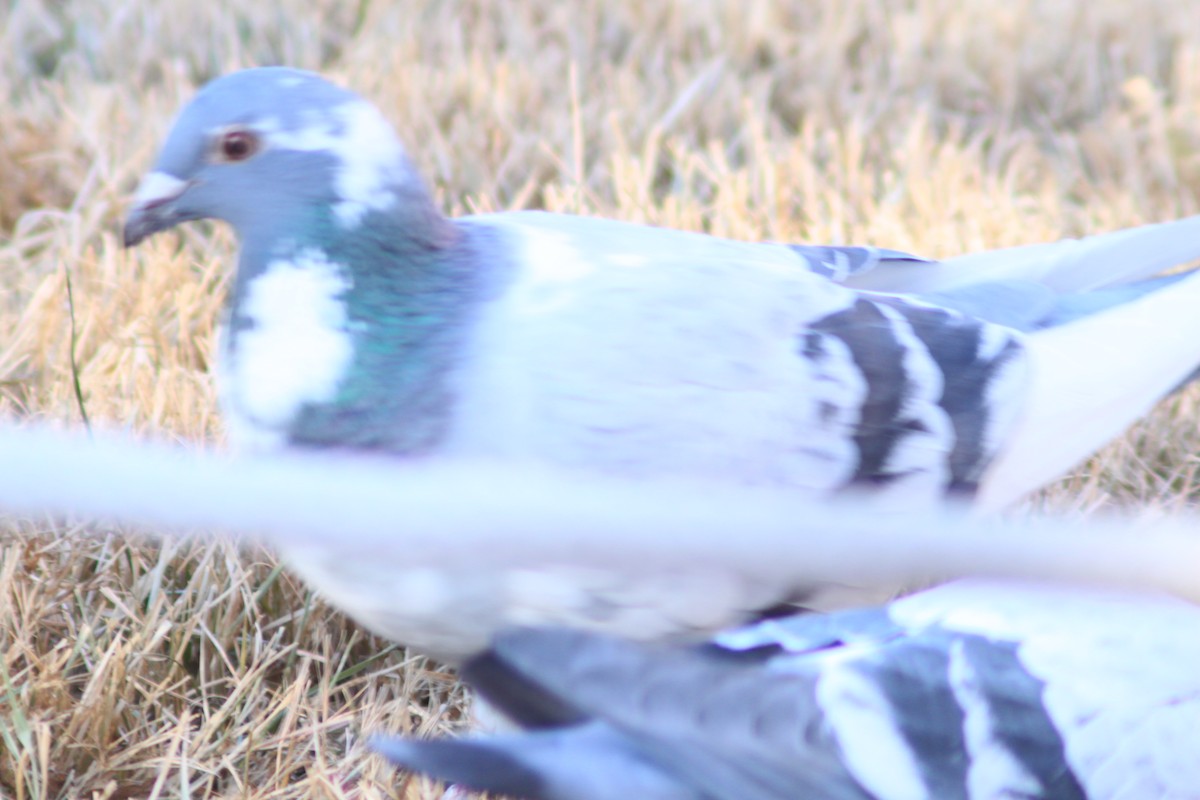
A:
216,129,260,162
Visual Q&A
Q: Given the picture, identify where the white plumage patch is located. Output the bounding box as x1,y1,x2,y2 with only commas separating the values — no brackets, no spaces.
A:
444,214,863,492
870,303,953,499
131,170,188,207
817,665,930,800
222,249,354,446
261,100,410,227
946,640,1042,798
975,324,1016,362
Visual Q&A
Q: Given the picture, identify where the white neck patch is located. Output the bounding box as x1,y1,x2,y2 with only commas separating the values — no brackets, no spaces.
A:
224,248,355,436
261,100,410,227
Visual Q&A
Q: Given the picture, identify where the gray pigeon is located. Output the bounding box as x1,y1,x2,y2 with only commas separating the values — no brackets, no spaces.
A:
123,67,1200,509
122,66,1200,651
370,579,1200,799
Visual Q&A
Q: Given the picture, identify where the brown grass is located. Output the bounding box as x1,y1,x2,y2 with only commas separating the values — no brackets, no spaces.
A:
1,0,1199,796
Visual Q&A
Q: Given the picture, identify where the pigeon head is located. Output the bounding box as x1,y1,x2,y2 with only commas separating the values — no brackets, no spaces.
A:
124,67,420,248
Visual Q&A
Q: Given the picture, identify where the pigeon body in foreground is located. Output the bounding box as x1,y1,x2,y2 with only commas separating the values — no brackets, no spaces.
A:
125,67,1200,509
122,67,1200,652
371,579,1200,800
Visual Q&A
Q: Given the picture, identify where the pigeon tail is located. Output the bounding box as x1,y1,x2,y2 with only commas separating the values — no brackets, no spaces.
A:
841,215,1200,294
369,726,700,800
978,262,1200,510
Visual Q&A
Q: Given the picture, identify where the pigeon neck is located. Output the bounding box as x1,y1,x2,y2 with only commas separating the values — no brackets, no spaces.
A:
234,180,455,273
224,197,500,454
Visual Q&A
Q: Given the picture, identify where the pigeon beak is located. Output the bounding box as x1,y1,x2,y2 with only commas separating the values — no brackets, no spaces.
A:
123,171,192,247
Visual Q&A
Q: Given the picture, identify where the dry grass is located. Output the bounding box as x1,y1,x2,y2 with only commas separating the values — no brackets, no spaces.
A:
1,0,1199,796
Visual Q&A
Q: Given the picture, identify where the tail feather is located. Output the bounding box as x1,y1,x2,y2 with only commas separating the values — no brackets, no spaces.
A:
369,727,701,800
912,271,1200,332
842,216,1200,294
1038,271,1198,329
370,735,553,798
913,279,1059,330
978,268,1200,510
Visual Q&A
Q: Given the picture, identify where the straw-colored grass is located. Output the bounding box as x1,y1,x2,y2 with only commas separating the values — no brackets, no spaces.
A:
1,0,1199,796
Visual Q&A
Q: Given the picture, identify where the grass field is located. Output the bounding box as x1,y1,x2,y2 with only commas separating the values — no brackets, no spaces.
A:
2,0,1200,796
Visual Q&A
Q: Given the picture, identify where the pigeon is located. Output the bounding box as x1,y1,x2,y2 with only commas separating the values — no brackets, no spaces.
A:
370,578,1200,799
124,67,1200,512
119,66,1200,651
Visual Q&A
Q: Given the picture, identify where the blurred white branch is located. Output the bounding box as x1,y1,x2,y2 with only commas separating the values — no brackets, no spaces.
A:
0,424,1195,604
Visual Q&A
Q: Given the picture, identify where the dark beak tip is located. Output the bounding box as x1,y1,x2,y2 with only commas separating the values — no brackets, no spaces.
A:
121,206,170,249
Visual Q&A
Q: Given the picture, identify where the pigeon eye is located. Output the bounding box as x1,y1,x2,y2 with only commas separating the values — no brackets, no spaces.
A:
215,129,260,162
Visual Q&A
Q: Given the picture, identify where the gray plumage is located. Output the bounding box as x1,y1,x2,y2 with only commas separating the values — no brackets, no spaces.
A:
120,66,1200,653
372,580,1200,799
123,67,1200,508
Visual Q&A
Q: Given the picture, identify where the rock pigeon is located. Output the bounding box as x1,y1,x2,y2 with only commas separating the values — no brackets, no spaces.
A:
119,67,1200,655
124,67,1200,515
370,578,1200,799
